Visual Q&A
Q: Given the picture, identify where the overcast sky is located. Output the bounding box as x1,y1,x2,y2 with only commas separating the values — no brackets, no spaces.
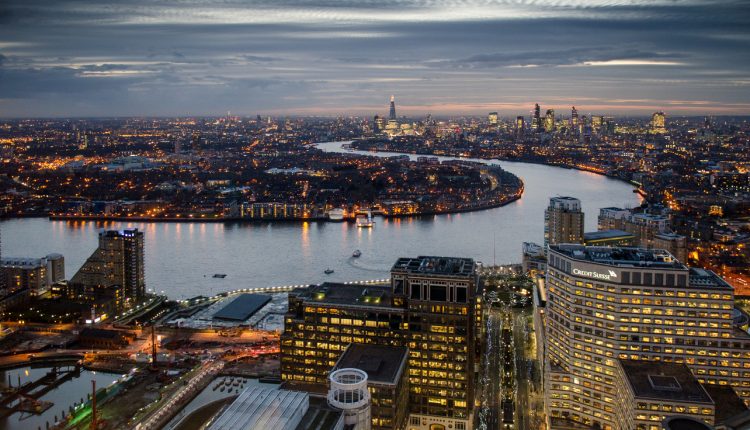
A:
1,0,749,118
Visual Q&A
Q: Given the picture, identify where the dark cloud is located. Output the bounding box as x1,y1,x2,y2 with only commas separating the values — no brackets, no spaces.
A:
440,47,686,68
0,0,748,116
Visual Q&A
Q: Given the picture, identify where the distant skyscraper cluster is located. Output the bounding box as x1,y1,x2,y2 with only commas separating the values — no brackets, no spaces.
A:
373,95,417,137
499,103,642,142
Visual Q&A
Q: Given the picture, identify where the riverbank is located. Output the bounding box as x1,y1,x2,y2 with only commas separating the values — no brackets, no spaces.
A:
4,144,642,299
46,185,523,223
49,163,525,223
349,142,642,196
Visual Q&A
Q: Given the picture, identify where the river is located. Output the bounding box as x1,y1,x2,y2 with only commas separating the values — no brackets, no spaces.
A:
1,141,641,299
0,366,120,430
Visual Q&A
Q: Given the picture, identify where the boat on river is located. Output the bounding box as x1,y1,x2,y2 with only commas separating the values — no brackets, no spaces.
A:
356,211,374,228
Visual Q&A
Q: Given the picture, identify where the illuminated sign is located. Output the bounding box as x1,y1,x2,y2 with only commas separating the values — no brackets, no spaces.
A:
572,268,618,281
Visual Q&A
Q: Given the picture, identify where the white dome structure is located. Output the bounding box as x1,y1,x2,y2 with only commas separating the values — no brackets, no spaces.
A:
327,368,371,430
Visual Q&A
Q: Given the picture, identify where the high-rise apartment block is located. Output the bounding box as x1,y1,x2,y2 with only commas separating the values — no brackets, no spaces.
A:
280,256,481,430
69,229,145,312
545,197,584,249
598,208,687,263
540,245,750,430
1,253,65,296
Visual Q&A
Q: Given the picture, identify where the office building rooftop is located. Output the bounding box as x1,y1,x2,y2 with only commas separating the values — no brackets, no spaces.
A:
689,268,733,290
551,245,685,269
293,283,396,308
702,384,748,424
391,256,476,277
584,230,635,241
620,360,712,404
1,257,46,268
548,196,582,211
333,344,408,386
212,293,272,321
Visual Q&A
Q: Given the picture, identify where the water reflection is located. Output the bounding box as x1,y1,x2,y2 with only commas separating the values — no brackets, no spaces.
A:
1,143,640,299
0,367,118,430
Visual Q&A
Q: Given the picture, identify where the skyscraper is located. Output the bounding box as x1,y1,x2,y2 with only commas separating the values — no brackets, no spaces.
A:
389,95,397,120
541,245,750,429
544,109,556,132
578,114,587,137
592,115,604,133
544,196,584,249
488,111,498,125
516,115,525,136
651,111,666,133
70,228,145,310
571,106,579,130
281,256,481,430
532,103,541,131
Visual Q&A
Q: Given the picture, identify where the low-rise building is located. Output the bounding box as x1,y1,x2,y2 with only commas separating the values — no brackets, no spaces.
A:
332,344,409,430
615,360,715,430
584,230,636,247
1,253,64,296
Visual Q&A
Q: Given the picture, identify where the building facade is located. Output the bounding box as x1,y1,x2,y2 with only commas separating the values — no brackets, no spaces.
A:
281,256,481,430
1,253,64,296
598,208,688,263
583,230,636,248
542,245,750,430
613,360,716,430
332,344,410,430
69,228,145,312
545,197,584,249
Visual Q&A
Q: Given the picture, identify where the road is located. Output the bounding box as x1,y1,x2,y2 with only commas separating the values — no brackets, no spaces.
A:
0,351,85,369
134,360,224,430
512,307,543,430
479,304,518,430
478,306,501,429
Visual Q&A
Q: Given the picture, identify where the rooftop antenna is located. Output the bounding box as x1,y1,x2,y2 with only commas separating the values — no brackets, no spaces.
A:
90,379,97,430
151,325,157,370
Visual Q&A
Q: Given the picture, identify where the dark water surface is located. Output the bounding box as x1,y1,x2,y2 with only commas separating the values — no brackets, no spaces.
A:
2,141,641,299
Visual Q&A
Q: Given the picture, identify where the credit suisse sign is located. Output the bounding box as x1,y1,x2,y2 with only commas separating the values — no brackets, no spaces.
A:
572,268,618,281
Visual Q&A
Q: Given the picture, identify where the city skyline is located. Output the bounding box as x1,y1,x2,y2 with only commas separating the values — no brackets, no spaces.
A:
1,0,750,117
